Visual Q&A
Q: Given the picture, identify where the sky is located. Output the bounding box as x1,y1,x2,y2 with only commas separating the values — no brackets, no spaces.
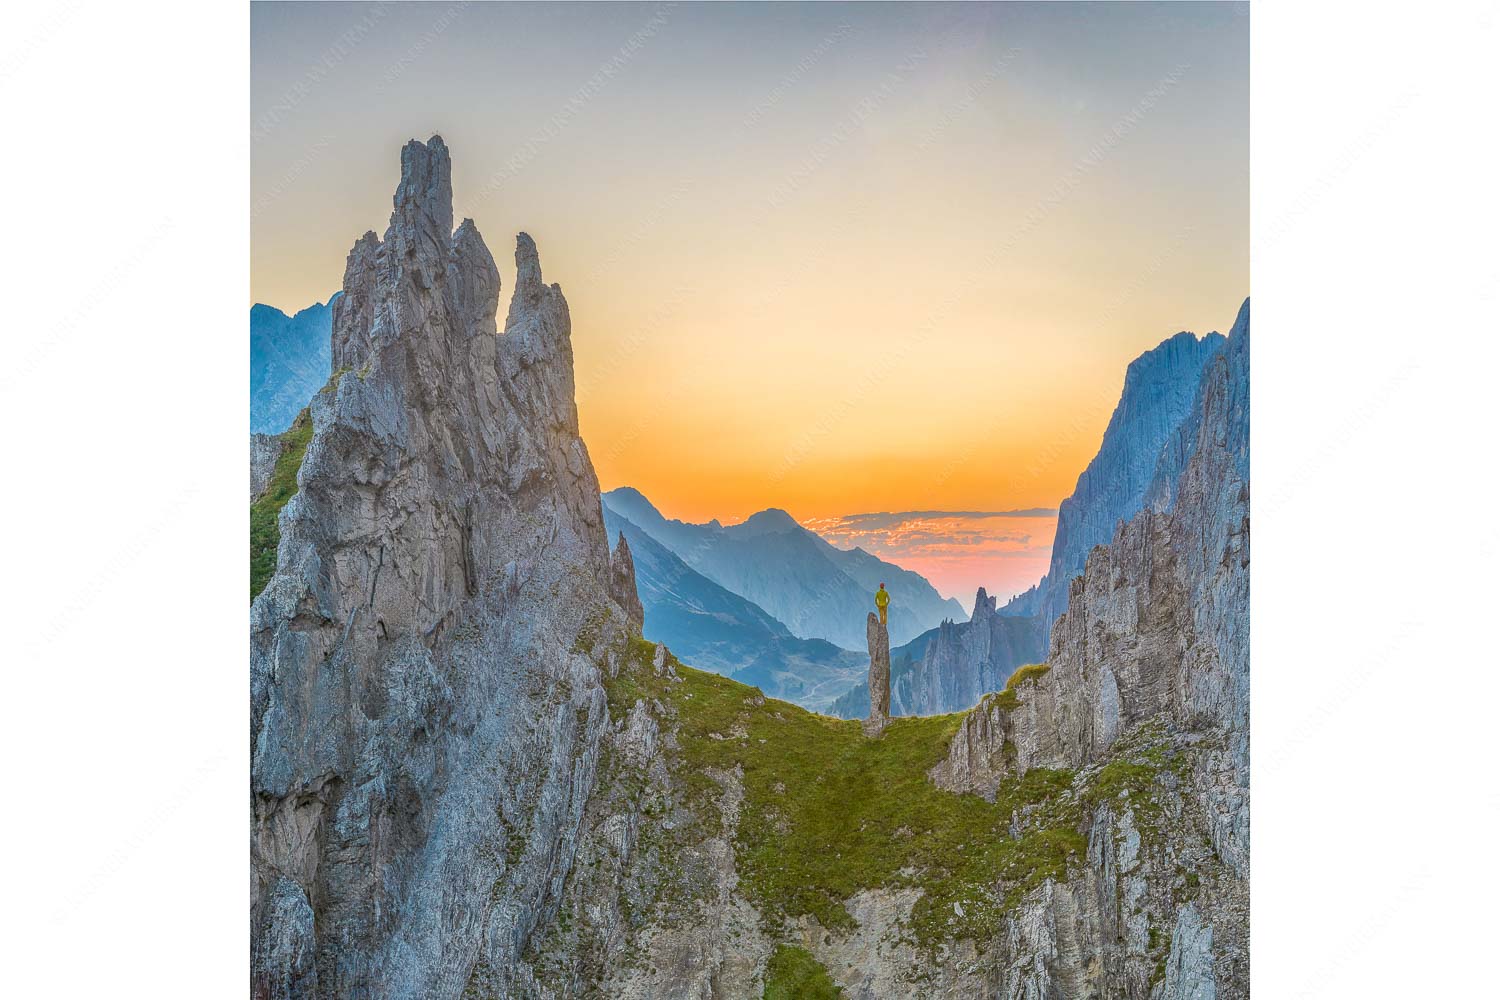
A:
251,1,1247,602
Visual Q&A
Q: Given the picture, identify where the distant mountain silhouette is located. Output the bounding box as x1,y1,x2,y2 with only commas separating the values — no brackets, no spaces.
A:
603,487,965,649
250,295,337,434
603,506,865,712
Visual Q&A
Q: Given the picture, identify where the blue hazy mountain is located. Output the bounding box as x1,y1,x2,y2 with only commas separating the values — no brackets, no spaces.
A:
603,506,866,712
250,295,337,434
1001,321,1231,627
602,487,965,649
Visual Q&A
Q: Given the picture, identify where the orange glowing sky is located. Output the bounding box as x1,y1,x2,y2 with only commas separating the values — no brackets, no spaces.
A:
252,3,1246,601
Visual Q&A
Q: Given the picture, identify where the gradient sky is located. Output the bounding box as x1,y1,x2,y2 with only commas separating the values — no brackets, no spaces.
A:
252,2,1247,602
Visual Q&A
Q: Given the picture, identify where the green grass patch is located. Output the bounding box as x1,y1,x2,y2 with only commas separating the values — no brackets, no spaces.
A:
763,944,841,999
605,638,1086,951
990,662,1052,711
1005,662,1051,690
249,408,315,602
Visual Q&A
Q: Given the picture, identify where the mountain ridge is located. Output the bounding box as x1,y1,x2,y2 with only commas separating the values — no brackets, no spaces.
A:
249,294,338,434
601,505,866,711
602,486,965,648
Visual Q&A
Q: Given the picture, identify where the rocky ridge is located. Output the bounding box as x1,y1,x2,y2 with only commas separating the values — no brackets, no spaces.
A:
1005,326,1228,628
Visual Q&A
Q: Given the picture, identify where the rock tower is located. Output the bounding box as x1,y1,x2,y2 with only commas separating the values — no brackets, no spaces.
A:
864,611,890,735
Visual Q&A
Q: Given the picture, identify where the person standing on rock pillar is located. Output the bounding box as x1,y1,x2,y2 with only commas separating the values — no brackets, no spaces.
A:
874,582,890,625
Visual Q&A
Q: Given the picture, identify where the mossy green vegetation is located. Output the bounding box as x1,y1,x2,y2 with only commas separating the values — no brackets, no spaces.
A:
763,944,841,999
992,662,1052,710
1079,719,1191,848
249,408,315,602
605,637,1086,951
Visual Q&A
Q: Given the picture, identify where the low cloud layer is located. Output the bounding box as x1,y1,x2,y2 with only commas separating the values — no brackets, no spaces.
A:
802,510,1058,606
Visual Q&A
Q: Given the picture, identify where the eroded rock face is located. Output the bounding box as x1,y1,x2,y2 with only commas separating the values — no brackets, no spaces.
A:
250,433,281,502
249,136,629,999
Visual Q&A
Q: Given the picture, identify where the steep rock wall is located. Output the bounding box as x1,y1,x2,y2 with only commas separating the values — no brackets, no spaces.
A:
249,136,637,999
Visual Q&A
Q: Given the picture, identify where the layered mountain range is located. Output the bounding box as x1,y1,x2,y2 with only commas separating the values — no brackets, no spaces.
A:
602,486,964,648
601,505,865,711
250,137,1248,998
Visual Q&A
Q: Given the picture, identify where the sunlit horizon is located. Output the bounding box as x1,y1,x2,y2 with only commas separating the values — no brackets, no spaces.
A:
253,1,1246,595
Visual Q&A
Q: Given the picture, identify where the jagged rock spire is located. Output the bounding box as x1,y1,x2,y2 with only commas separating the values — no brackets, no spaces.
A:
971,586,996,621
609,532,645,627
393,134,454,253
252,136,613,997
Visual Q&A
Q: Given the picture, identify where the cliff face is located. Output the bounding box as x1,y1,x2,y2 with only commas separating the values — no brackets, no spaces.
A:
931,306,1250,995
1005,326,1227,628
893,591,1048,717
249,137,636,998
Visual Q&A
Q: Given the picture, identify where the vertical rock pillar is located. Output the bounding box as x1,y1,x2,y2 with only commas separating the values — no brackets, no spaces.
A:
864,611,890,735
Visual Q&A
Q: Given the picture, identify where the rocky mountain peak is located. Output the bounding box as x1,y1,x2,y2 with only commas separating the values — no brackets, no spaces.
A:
738,507,799,535
251,137,624,997
393,134,454,249
503,231,557,332
970,586,996,621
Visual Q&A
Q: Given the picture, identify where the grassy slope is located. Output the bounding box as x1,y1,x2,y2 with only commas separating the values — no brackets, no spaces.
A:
605,636,1086,951
249,408,314,602
763,944,841,999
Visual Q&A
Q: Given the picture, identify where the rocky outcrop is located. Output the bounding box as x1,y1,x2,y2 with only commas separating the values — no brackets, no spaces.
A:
895,592,1047,716
250,433,281,501
864,613,890,733
609,532,645,627
249,136,631,998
